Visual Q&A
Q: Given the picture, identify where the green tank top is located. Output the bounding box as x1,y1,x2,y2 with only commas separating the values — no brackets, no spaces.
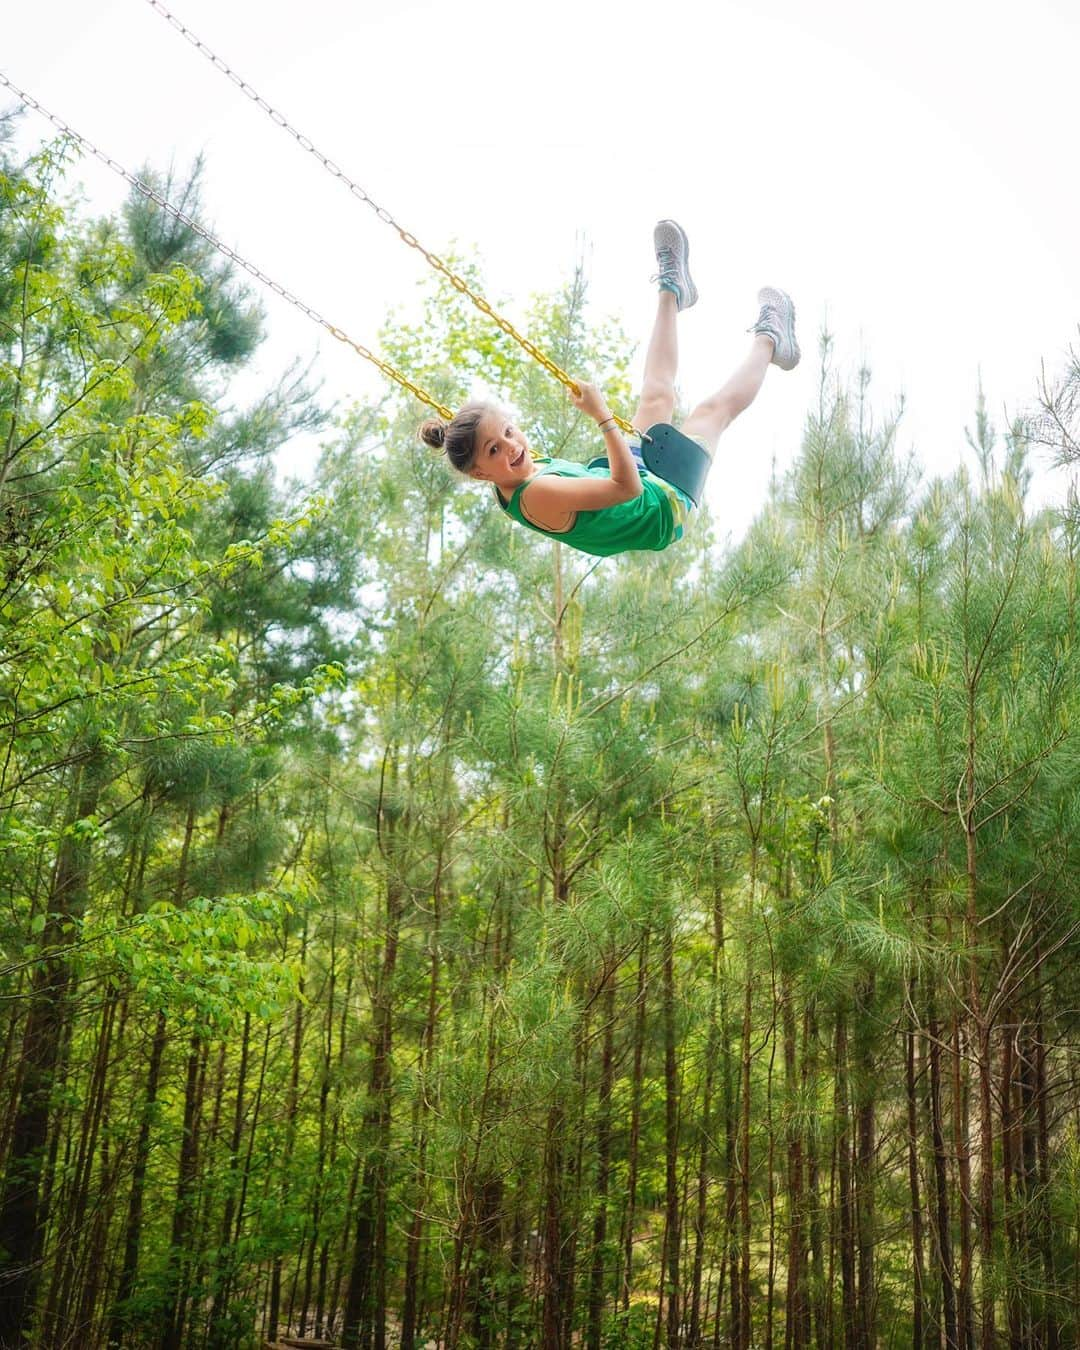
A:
496,457,675,558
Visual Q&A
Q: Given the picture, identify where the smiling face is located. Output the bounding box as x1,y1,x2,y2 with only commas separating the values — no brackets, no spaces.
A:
468,409,534,492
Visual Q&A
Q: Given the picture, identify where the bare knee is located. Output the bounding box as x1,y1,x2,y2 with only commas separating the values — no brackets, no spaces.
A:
680,394,739,442
633,378,676,431
638,376,675,407
685,392,737,433
706,392,743,421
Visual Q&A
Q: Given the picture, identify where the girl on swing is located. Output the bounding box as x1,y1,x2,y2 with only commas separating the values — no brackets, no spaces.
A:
419,221,799,558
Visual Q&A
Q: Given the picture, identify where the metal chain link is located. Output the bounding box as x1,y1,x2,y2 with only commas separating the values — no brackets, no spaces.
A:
141,0,641,439
0,70,456,421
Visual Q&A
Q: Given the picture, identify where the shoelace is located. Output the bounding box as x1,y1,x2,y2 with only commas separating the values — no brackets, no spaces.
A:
651,250,683,292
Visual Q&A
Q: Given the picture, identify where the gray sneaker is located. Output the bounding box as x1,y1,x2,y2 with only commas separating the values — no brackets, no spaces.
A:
750,287,800,370
653,220,698,312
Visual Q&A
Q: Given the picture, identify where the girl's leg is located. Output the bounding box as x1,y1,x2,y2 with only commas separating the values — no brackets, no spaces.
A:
631,290,679,432
680,334,775,456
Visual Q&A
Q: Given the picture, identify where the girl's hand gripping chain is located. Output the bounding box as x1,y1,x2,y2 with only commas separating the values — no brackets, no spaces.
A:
569,380,613,424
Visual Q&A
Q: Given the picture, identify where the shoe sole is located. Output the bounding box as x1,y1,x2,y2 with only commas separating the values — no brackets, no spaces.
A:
656,218,698,311
757,286,800,370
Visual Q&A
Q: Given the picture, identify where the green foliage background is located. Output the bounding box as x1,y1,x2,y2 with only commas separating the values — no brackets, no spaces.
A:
0,137,1077,1350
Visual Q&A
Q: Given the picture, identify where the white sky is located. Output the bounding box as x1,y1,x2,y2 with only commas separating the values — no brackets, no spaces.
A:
6,0,1079,540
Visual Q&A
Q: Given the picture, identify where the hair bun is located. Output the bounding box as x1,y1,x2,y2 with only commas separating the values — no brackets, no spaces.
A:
418,418,446,450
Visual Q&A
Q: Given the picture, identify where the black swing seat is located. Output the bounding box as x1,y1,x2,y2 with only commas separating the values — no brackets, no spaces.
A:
587,423,711,507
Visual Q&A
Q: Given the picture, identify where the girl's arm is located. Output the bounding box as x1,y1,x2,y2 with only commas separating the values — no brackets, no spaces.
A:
522,382,644,518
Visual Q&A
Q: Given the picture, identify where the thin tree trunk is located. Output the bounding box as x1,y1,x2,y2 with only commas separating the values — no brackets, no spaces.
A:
301,927,340,1339
41,984,119,1346
46,824,145,1344
926,985,958,1350
269,930,307,1343
206,1012,252,1350
689,890,723,1350
400,875,439,1350
342,850,403,1350
1032,1004,1058,1350
586,977,616,1350
505,1201,526,1350
1017,1022,1038,1349
783,977,807,1350
854,976,875,1350
1001,1015,1022,1350
109,800,196,1348
836,1009,857,1350
317,964,354,1339
804,1002,826,1350
73,984,128,1348
765,988,777,1350
664,925,681,1349
541,1102,566,1350
905,997,927,1350
963,678,995,1350
106,1009,168,1349
953,1016,975,1350
0,769,97,1346
738,868,755,1350
621,934,649,1311
158,1029,207,1350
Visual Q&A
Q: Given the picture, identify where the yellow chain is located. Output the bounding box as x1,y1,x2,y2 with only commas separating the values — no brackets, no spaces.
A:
142,0,641,440
0,71,456,423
